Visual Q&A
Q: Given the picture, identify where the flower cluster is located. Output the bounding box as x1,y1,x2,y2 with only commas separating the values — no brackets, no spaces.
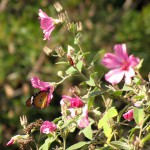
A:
7,5,149,150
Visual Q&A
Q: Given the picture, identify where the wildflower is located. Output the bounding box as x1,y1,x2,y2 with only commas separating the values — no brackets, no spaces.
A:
78,105,90,128
101,44,140,85
38,9,60,40
31,76,54,106
61,95,84,108
40,121,57,134
6,135,21,146
123,109,134,121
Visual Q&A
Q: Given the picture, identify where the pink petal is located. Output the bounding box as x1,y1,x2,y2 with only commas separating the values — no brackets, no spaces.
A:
101,53,122,69
38,9,55,41
6,139,14,146
105,68,125,85
43,26,55,40
68,108,76,118
46,86,54,106
128,55,140,67
78,117,90,128
78,105,90,128
62,95,84,108
114,44,128,61
124,67,135,85
31,77,50,91
38,9,50,18
123,109,134,121
40,121,57,134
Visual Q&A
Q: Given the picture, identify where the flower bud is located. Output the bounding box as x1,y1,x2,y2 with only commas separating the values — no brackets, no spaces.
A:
54,2,63,12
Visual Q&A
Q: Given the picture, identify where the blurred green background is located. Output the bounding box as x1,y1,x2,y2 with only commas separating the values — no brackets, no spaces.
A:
0,0,150,149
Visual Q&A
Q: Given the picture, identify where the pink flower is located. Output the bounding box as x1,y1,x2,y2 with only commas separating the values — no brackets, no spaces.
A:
31,76,54,106
62,95,84,108
78,105,90,128
101,44,140,85
40,121,57,134
38,9,60,40
123,109,134,121
6,135,20,146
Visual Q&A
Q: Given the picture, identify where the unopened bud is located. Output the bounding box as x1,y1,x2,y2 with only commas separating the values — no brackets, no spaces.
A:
57,71,63,77
55,46,65,57
67,45,75,55
54,2,63,12
43,47,53,56
77,21,82,31
20,115,28,128
67,55,74,66
58,13,66,22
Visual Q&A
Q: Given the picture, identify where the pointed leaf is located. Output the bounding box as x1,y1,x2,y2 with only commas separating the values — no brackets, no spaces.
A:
79,125,93,140
133,107,145,127
66,66,77,75
76,61,83,72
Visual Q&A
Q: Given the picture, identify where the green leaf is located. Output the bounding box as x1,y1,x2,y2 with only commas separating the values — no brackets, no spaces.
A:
117,105,130,123
76,60,83,72
122,85,134,91
129,126,139,138
39,138,53,150
86,72,97,86
113,90,122,97
89,87,102,98
74,33,82,44
106,107,118,119
65,66,77,75
133,107,145,126
98,107,118,137
88,97,95,109
133,76,142,85
110,141,133,150
66,141,87,150
79,125,93,140
103,121,112,138
141,133,150,146
92,50,105,64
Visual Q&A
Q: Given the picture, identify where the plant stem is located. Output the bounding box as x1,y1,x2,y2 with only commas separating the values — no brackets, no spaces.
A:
63,137,67,150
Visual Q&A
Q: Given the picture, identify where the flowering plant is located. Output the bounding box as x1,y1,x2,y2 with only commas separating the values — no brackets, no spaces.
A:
7,2,150,150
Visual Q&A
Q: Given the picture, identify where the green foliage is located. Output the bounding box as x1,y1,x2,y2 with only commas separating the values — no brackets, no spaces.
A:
1,0,150,150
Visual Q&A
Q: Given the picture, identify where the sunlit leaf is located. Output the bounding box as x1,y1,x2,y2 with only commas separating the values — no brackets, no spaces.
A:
110,141,133,150
66,141,87,150
79,125,93,140
133,107,145,127
86,72,97,86
65,66,77,75
76,60,83,72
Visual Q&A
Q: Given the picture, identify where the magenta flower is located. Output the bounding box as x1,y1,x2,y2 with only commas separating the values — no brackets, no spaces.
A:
62,95,84,108
101,44,140,85
78,105,90,128
40,121,57,134
123,109,134,121
31,76,54,106
38,9,60,40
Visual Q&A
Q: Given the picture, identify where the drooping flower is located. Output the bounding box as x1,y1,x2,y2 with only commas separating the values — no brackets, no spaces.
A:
61,95,84,108
78,105,90,128
101,44,140,85
38,9,60,40
123,109,134,121
31,76,54,106
40,121,57,134
6,135,21,146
